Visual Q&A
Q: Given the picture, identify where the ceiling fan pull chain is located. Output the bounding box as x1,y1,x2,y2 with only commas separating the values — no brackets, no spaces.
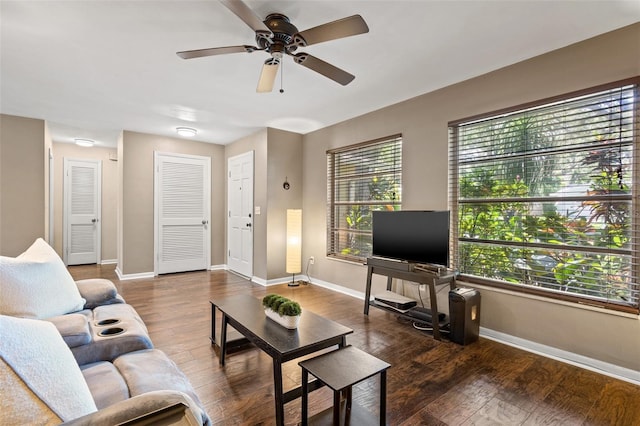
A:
280,57,285,94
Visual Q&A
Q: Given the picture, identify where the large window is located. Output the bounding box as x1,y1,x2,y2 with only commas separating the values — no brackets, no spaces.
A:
327,135,402,262
449,81,639,313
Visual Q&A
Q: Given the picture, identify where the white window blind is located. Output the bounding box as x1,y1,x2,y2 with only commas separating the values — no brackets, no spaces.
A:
449,81,639,313
327,135,402,262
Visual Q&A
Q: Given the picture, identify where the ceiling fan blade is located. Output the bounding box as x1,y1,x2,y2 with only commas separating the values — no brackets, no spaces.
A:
177,45,257,59
294,15,369,47
292,53,355,86
257,59,280,93
219,0,272,38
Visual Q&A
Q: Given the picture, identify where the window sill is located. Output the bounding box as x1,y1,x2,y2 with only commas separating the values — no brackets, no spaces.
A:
457,279,640,320
326,255,366,266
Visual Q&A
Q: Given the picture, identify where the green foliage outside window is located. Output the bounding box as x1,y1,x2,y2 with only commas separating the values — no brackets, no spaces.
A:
454,85,637,308
328,136,402,261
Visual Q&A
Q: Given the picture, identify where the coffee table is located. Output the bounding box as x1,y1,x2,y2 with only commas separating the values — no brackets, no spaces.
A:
210,294,354,426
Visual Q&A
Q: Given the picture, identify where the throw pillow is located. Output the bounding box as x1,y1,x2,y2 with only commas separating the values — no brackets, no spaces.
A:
0,238,85,319
0,315,97,421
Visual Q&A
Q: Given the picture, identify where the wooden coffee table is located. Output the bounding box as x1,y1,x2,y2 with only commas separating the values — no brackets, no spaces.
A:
210,294,353,426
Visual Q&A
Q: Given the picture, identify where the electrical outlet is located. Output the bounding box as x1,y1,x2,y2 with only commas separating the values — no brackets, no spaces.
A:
309,256,315,265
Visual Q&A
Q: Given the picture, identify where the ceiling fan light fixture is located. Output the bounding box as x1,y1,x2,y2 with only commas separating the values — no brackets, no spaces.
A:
74,138,95,147
177,1,369,93
176,127,197,137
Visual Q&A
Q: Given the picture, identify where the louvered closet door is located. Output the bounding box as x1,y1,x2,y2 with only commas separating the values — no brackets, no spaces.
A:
64,159,101,265
155,153,211,275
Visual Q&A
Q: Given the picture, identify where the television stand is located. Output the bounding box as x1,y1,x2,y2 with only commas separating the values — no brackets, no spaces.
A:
364,257,456,340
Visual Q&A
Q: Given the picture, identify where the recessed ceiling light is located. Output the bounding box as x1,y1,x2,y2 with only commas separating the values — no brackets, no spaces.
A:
74,138,95,147
176,127,197,137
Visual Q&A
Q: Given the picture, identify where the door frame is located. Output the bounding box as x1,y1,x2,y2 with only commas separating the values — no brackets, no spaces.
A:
227,151,254,278
153,151,211,275
63,157,102,265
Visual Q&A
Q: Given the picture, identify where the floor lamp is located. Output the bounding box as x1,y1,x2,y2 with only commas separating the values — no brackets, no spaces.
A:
286,209,302,287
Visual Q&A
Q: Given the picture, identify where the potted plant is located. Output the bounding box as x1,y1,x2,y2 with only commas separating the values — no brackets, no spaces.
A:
262,294,302,329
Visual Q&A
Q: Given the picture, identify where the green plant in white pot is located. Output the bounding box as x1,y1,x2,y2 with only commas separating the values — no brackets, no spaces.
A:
262,294,302,329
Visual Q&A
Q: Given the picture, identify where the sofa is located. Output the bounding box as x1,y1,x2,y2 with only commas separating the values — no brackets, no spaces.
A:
0,315,211,425
0,239,211,425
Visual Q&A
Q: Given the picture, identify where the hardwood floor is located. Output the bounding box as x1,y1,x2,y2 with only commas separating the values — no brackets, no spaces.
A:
69,265,640,426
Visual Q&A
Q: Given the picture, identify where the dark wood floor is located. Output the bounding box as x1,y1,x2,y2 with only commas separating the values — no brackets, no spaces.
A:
69,265,640,426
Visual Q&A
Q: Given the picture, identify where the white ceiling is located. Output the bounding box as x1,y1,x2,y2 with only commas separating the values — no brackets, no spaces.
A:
1,1,639,147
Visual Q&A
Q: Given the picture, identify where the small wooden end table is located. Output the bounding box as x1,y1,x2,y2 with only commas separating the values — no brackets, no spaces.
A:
299,345,391,426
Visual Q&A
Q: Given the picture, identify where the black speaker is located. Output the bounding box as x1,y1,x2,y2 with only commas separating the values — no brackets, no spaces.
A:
449,288,480,345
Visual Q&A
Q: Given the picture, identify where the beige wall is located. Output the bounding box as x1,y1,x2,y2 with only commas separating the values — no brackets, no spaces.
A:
119,131,225,275
51,143,118,261
302,23,640,372
266,128,303,279
0,114,45,256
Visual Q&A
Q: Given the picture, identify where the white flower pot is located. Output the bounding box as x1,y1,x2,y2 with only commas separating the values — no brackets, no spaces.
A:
265,308,300,329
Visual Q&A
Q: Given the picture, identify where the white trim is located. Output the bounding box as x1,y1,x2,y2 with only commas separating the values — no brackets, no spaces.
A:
463,281,639,320
115,268,155,281
249,275,314,287
100,259,118,265
251,276,281,286
63,158,102,265
227,151,255,278
209,264,227,271
154,151,211,275
48,148,54,245
250,276,268,286
480,327,640,386
305,277,366,300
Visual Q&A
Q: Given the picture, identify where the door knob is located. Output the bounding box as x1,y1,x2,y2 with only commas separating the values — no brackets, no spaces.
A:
202,220,208,225
246,223,252,227
91,218,98,223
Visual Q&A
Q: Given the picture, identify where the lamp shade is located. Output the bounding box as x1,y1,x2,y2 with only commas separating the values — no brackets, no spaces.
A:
286,209,302,274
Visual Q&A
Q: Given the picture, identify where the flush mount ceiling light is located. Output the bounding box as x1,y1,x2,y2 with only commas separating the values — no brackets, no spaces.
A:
176,127,197,137
74,138,95,147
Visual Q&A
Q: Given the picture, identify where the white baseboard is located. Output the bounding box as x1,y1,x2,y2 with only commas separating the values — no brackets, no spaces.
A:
480,327,640,386
306,277,367,300
100,259,117,265
252,275,311,287
209,264,227,271
114,267,154,281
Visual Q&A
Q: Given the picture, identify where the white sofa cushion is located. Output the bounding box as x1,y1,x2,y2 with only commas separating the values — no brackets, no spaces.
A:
0,238,85,319
0,315,97,422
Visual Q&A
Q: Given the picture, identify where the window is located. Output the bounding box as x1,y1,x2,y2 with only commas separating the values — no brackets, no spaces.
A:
327,135,402,262
449,81,639,313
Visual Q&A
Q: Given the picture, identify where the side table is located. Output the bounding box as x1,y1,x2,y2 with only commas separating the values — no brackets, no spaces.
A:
299,345,390,426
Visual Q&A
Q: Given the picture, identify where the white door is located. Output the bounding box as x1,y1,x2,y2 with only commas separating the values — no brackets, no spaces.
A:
227,151,254,277
64,158,101,265
154,152,211,275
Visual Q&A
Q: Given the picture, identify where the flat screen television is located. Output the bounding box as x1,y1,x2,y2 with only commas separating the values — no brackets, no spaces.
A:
372,210,450,267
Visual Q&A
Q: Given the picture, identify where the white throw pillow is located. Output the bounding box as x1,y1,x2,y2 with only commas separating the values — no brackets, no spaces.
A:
0,315,97,421
0,238,85,319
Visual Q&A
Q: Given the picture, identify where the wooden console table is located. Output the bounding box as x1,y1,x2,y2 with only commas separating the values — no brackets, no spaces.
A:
364,259,456,340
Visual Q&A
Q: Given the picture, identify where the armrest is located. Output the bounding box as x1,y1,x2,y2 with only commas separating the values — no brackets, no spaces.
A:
60,391,211,426
46,313,92,348
76,279,124,309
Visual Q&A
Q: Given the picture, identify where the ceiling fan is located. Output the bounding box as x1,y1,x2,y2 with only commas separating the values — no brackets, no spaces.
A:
177,0,369,93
